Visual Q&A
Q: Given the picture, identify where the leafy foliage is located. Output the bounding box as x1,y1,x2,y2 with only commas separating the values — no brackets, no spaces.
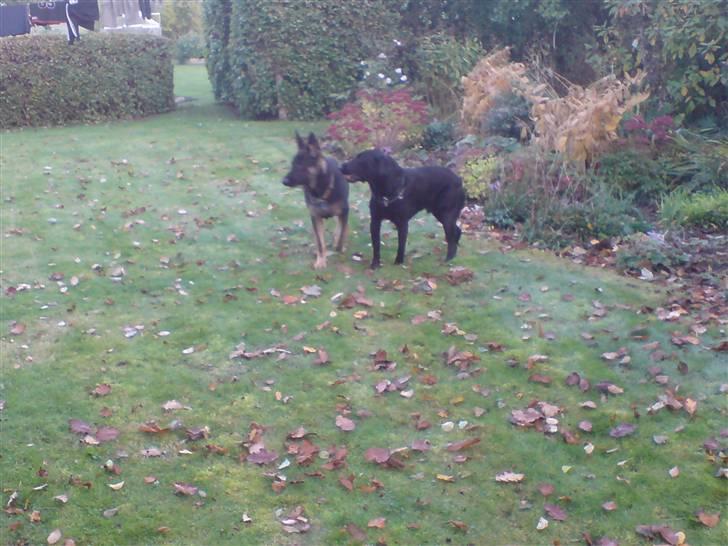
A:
421,119,456,150
660,188,728,231
596,150,668,206
597,0,728,122
325,89,428,155
460,156,498,201
409,32,484,117
206,0,397,120
202,0,233,102
162,0,203,40
175,32,206,64
0,34,174,128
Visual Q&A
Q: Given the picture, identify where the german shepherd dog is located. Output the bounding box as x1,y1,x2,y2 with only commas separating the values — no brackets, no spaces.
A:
341,149,465,268
282,133,349,269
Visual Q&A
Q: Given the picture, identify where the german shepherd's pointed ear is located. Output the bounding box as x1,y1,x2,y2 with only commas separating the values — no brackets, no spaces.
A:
307,132,322,157
295,131,306,150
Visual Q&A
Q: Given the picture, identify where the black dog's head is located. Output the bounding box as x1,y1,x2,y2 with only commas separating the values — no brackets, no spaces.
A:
341,149,402,185
282,132,326,188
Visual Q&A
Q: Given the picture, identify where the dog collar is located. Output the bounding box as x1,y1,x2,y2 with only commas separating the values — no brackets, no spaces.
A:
376,176,407,207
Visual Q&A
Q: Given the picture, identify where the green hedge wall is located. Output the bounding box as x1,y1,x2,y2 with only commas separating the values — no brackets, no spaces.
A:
204,0,397,120
0,34,174,128
203,0,233,102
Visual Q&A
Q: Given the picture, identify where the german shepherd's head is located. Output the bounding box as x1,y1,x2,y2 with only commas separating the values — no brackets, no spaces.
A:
282,132,328,188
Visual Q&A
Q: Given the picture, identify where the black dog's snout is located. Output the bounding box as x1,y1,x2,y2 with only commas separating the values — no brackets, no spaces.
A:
282,176,294,187
340,162,350,175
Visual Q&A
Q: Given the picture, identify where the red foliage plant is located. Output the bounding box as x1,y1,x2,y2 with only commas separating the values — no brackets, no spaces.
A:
326,89,429,155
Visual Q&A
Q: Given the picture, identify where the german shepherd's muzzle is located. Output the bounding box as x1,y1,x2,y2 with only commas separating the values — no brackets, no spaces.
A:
282,132,349,269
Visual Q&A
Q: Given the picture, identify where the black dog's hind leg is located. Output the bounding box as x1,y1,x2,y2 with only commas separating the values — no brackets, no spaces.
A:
437,211,461,261
394,221,409,265
370,214,383,269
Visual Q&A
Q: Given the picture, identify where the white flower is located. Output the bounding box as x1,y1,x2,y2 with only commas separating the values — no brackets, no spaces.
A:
400,75,407,82
395,68,402,74
393,39,402,46
385,77,392,84
377,73,385,79
360,60,366,66
365,71,370,77
377,52,387,59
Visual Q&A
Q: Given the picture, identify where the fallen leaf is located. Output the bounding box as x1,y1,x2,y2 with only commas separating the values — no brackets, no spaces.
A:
536,517,548,530
91,383,112,397
538,483,554,496
364,447,391,464
602,501,617,511
345,523,367,541
107,481,125,491
335,415,355,432
411,439,432,452
47,529,62,544
609,423,636,438
339,474,355,492
173,482,198,496
69,419,93,435
544,503,567,521
9,322,26,336
367,517,386,529
446,438,480,452
94,426,119,443
495,471,524,483
246,449,278,465
448,520,469,531
695,509,720,528
668,466,680,478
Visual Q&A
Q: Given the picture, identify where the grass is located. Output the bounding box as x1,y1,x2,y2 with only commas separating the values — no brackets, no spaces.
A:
1,66,726,546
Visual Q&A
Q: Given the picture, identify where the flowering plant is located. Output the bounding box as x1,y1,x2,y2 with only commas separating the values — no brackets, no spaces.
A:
326,88,429,155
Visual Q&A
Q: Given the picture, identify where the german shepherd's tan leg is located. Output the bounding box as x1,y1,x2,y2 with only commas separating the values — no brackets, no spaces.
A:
311,215,327,269
334,210,349,252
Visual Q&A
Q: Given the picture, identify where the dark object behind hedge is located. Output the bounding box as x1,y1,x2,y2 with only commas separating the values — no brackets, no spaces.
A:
0,34,174,128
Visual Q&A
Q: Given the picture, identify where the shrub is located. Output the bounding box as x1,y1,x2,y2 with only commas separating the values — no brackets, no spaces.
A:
410,33,484,117
211,0,397,120
421,120,455,151
616,235,690,274
596,150,668,206
598,0,727,123
0,34,173,128
660,188,728,231
664,131,728,192
203,0,233,102
175,32,205,64
326,89,429,156
481,91,531,140
460,157,498,201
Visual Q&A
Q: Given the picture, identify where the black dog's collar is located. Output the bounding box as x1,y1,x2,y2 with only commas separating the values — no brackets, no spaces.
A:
376,176,407,207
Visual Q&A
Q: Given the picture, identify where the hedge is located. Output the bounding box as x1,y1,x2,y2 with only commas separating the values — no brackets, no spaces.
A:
0,34,174,128
204,0,397,120
203,0,232,103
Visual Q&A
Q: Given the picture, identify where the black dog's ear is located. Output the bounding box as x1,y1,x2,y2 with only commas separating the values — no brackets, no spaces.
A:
307,133,321,157
295,131,306,150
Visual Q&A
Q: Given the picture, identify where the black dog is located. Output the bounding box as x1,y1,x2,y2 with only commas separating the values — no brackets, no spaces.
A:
282,133,349,269
341,149,465,268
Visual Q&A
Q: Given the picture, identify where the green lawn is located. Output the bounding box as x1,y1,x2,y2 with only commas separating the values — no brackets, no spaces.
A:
0,66,725,546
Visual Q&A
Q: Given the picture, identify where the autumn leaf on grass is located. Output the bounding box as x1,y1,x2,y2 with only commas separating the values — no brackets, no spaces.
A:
246,449,278,465
526,354,548,368
364,447,404,469
538,483,554,496
411,439,432,452
47,529,62,545
335,415,356,432
91,383,112,397
69,419,93,435
139,421,169,434
367,517,386,529
446,438,480,452
448,520,469,532
609,423,637,438
339,474,355,492
445,266,474,285
602,501,618,511
9,321,25,336
695,509,720,528
278,505,311,534
495,471,525,483
544,503,567,521
596,381,624,395
529,373,552,385
313,349,330,366
635,524,681,545
173,483,198,496
345,523,367,541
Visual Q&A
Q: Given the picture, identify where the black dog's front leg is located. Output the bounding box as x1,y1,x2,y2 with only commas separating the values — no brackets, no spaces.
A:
394,221,408,265
369,213,382,269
